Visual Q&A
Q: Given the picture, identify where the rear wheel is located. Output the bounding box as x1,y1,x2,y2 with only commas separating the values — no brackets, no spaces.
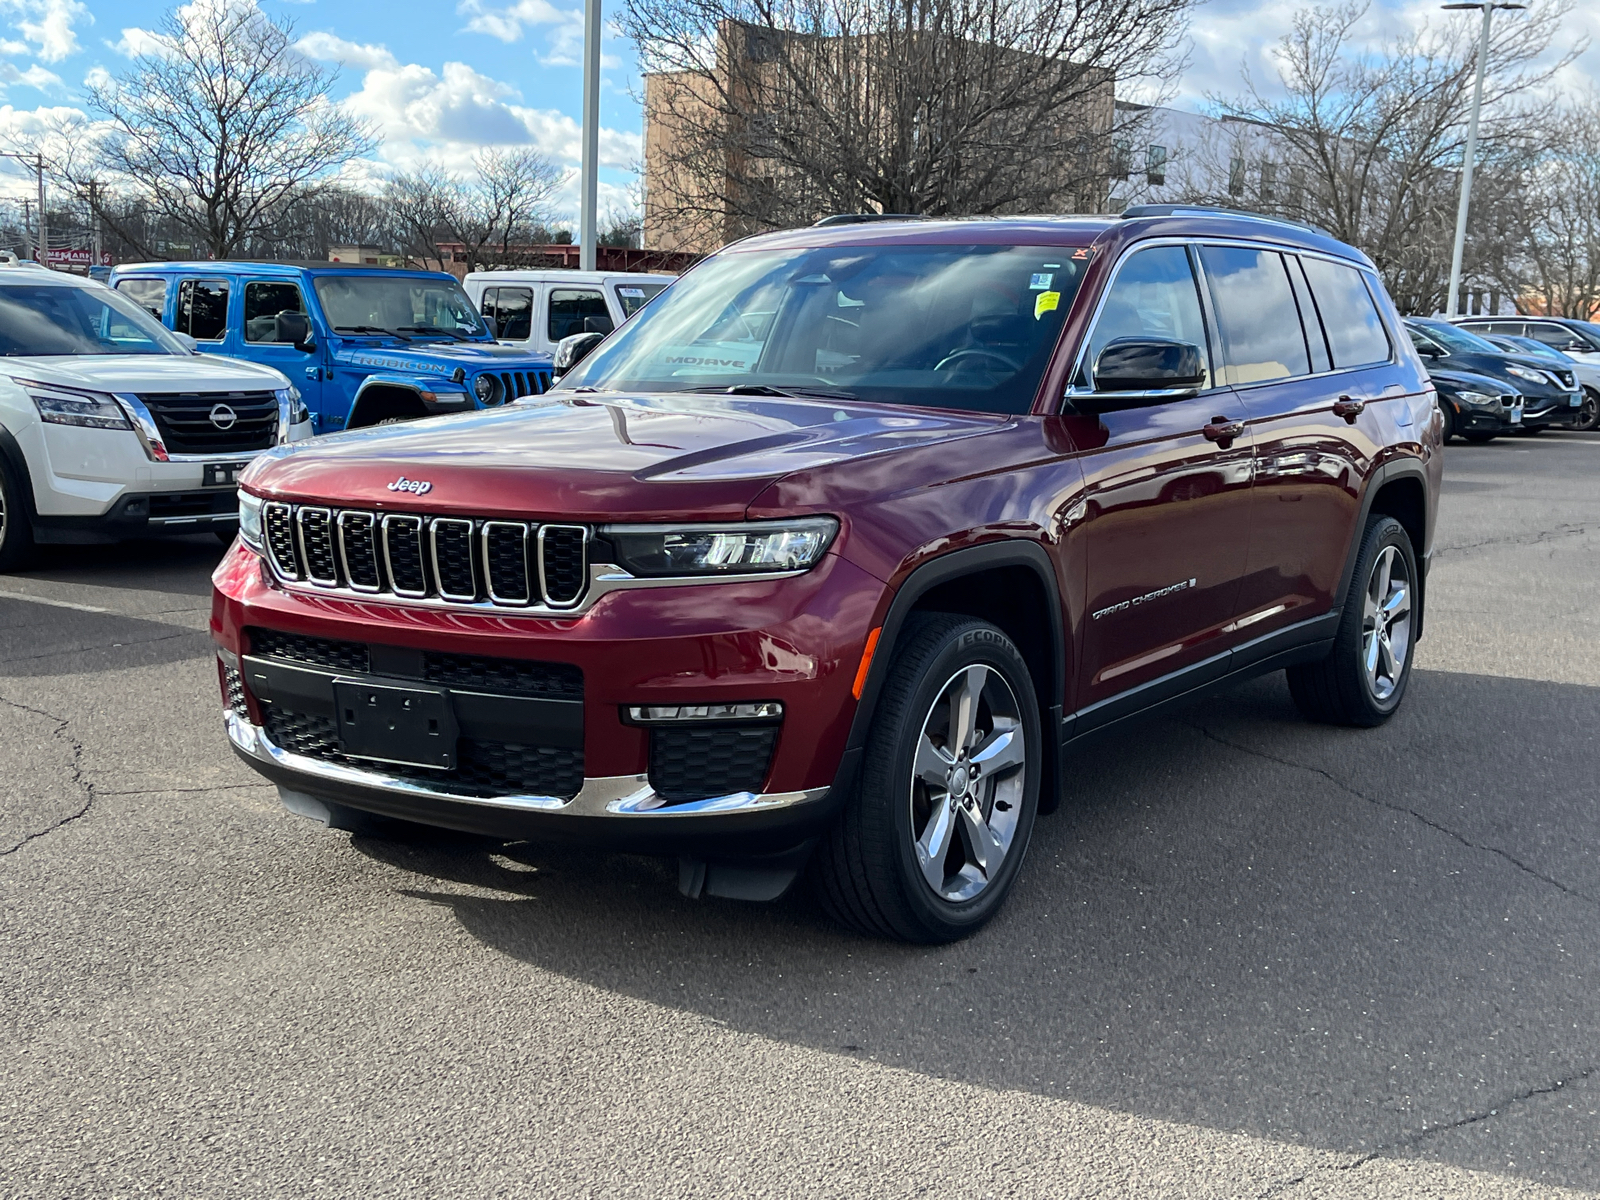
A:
1439,402,1456,442
1576,388,1600,432
0,456,36,572
1288,515,1417,727
813,613,1042,943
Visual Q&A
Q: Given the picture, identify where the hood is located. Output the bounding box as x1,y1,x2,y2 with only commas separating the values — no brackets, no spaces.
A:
4,352,288,393
242,391,1006,522
1426,367,1512,394
1428,351,1570,396
334,339,553,373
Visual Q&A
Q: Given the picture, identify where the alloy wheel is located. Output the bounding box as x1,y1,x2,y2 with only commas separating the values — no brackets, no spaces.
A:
1362,544,1412,702
908,663,1028,903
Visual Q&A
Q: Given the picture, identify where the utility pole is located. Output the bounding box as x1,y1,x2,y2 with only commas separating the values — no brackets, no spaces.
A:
36,153,46,269
20,197,32,262
88,180,102,269
1441,1,1525,318
578,0,602,272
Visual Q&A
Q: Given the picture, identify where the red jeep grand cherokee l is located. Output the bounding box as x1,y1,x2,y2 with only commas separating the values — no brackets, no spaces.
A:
212,208,1441,942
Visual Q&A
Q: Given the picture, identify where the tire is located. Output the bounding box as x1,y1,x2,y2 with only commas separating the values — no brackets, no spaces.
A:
1287,515,1418,727
1518,424,1544,436
812,613,1042,943
1439,402,1456,443
1576,388,1600,432
215,528,237,545
1463,433,1495,444
0,454,36,572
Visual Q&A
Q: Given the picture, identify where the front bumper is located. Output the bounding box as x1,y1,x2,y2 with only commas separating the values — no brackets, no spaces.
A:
211,541,884,852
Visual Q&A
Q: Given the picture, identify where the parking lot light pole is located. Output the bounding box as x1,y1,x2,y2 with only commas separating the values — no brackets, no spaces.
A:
578,0,602,272
1442,1,1525,319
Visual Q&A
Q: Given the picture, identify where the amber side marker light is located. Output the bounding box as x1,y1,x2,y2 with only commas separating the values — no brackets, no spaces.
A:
852,627,882,699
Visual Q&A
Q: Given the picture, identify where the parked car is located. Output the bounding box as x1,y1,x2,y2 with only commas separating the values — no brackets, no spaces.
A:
1403,318,1581,433
0,263,311,569
1429,367,1523,442
1478,334,1600,431
461,269,674,359
213,208,1440,942
1455,314,1600,368
108,262,554,434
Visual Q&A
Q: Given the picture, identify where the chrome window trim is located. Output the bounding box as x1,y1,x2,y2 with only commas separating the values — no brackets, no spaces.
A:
1063,235,1397,412
481,520,532,605
537,523,590,609
380,514,429,598
296,506,339,586
429,517,479,601
225,709,828,818
335,510,383,594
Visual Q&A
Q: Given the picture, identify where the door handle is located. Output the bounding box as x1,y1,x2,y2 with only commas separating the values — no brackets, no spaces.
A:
1332,396,1366,423
1203,418,1245,447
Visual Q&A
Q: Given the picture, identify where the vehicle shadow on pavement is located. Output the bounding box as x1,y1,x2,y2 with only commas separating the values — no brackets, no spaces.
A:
354,667,1600,1191
0,597,213,677
17,536,228,596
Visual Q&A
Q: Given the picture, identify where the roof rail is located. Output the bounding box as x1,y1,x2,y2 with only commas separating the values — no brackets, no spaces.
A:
813,213,924,227
1120,203,1331,238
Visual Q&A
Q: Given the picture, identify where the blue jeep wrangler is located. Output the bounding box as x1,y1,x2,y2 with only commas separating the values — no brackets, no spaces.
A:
107,262,553,433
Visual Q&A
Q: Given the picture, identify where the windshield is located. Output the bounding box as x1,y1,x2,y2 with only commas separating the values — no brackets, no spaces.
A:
0,282,187,357
1415,321,1501,354
1504,336,1568,361
313,275,489,339
560,244,1088,414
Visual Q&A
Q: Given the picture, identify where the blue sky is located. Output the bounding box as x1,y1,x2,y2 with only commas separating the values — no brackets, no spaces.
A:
1,0,1596,224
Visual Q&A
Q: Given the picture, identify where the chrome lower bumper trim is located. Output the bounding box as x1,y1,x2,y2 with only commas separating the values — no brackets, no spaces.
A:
224,709,828,817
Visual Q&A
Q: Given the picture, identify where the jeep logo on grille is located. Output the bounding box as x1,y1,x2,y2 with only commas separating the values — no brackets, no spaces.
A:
208,404,238,431
387,476,433,495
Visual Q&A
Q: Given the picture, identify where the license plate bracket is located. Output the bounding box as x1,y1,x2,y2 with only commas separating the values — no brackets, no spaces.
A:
333,679,458,770
204,461,250,487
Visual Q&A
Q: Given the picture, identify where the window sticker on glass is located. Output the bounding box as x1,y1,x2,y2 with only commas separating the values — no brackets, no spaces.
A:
1034,291,1061,320
658,342,760,375
618,287,645,297
1029,272,1054,291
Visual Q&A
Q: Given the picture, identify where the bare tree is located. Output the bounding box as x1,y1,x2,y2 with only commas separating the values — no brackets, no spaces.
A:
1501,96,1600,317
383,150,563,273
74,3,373,260
631,0,1195,251
1202,0,1578,313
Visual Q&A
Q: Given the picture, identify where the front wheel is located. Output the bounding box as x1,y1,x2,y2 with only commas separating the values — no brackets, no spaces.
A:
1575,388,1600,432
0,455,36,572
1439,401,1456,442
813,614,1042,943
1287,515,1417,727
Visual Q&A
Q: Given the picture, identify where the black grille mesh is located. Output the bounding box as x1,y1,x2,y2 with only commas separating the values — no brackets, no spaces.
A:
265,505,299,576
384,517,427,593
247,628,372,674
300,510,337,582
421,651,582,699
340,513,381,590
223,664,249,715
139,390,278,454
541,527,587,605
433,520,477,599
485,524,530,601
648,726,777,802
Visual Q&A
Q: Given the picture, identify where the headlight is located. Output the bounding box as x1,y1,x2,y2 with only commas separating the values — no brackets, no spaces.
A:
1505,365,1544,384
1455,390,1499,407
19,380,131,430
603,517,839,577
238,491,264,551
277,385,310,425
473,374,497,403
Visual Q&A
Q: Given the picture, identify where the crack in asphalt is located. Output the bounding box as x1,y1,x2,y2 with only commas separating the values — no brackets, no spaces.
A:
0,628,206,667
1186,723,1598,907
95,783,269,798
0,694,96,858
1434,522,1588,560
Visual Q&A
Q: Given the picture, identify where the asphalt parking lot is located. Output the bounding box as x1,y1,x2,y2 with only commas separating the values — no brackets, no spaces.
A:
3,431,1598,1199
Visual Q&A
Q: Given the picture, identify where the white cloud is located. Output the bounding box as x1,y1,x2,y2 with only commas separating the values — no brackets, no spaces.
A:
295,32,399,73
454,0,624,67
0,0,90,63
109,26,172,59
0,61,61,90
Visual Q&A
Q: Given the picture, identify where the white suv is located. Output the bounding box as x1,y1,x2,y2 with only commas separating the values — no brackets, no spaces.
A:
462,269,674,357
0,263,313,569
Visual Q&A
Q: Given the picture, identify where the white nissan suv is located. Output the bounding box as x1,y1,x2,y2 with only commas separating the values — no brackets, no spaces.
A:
0,263,312,569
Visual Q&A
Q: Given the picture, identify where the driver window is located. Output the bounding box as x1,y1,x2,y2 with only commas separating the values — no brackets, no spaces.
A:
243,281,308,344
1085,246,1211,389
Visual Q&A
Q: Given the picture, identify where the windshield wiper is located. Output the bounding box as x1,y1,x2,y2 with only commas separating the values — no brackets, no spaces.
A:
397,325,469,341
333,325,411,341
689,383,858,400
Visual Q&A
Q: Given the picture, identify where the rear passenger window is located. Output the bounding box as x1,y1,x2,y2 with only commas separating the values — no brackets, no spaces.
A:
1298,257,1391,368
176,279,229,341
1085,245,1212,389
1198,246,1309,384
614,282,666,319
115,278,167,320
548,288,610,341
1286,257,1331,373
243,281,307,343
484,287,533,340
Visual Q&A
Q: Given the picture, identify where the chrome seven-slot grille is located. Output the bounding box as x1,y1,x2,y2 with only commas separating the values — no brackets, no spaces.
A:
263,502,589,609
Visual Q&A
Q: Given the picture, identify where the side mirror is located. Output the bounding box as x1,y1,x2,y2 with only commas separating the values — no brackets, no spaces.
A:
583,314,615,336
277,311,316,353
1416,343,1442,358
553,331,604,380
171,331,199,353
1073,338,1206,413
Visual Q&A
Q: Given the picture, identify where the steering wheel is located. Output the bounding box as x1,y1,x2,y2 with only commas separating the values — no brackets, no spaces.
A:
933,347,1021,374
